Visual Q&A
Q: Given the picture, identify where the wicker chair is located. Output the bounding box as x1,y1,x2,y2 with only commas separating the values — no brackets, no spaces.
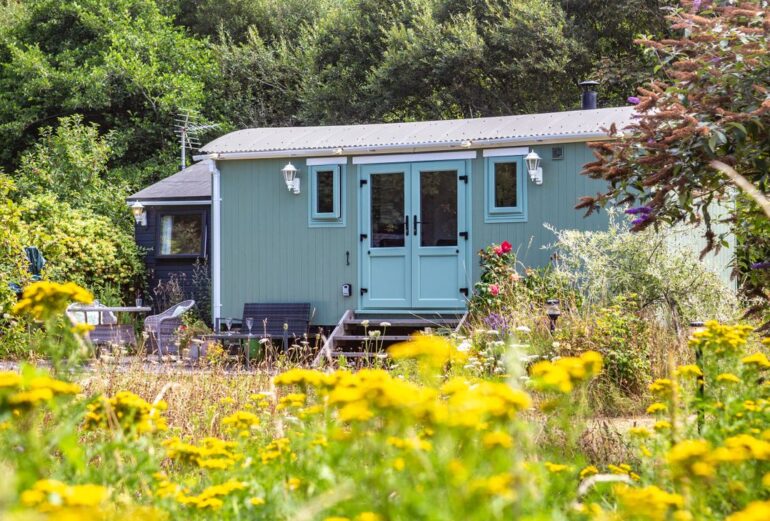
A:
144,300,195,356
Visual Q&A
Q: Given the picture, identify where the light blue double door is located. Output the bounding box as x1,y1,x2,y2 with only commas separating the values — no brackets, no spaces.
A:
360,160,469,310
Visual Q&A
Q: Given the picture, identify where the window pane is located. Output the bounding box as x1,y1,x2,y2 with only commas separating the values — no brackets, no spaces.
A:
315,170,335,214
371,173,405,248
420,170,457,247
494,162,518,208
159,214,202,255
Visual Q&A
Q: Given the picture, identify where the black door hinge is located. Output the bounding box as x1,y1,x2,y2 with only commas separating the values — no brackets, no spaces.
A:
360,287,368,296
360,179,368,187
460,288,469,296
459,231,468,240
459,175,468,184
360,234,368,241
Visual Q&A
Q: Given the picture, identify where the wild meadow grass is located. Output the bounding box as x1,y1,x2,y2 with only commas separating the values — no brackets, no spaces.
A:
4,282,770,520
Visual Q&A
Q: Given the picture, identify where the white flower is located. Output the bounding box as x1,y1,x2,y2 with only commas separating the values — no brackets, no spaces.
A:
516,325,531,334
361,320,370,328
457,340,472,352
379,321,391,327
369,330,381,338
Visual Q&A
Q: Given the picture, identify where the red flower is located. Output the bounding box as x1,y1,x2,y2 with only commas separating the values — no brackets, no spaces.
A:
500,240,512,254
489,284,500,296
494,246,504,255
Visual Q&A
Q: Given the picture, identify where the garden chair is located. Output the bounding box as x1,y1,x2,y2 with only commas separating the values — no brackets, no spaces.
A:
144,300,195,356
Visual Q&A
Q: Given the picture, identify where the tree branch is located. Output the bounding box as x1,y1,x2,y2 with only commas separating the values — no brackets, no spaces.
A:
711,160,770,220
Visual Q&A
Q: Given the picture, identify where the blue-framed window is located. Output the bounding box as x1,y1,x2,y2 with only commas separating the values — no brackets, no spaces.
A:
485,155,527,223
309,164,345,227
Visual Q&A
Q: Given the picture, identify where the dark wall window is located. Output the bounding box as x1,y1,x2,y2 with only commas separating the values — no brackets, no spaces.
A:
158,213,204,256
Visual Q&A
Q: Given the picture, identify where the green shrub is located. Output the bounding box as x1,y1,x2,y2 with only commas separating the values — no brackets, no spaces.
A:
546,214,739,329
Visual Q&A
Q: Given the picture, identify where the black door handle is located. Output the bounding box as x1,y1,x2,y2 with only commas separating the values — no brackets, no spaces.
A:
413,215,419,236
404,216,409,236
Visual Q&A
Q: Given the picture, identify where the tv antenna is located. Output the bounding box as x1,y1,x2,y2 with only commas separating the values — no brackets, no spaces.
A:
175,111,219,170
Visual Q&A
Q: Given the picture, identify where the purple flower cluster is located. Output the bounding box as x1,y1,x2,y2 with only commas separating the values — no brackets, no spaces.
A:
625,206,654,226
751,261,770,270
483,312,512,337
627,96,640,105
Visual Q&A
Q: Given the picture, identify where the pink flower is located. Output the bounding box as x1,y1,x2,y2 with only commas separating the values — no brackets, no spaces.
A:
500,241,512,254
489,284,500,296
494,246,503,255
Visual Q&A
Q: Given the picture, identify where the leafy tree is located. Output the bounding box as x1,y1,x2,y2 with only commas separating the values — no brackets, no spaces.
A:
577,1,770,307
370,0,583,120
559,0,676,106
0,0,214,173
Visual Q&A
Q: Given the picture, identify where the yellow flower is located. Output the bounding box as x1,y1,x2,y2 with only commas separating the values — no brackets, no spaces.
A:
717,373,741,384
667,439,715,479
388,334,468,368
12,281,93,320
689,321,753,355
70,322,95,335
654,420,672,432
726,500,770,521
393,457,405,471
649,379,675,397
221,410,260,431
21,479,107,512
615,485,684,520
84,391,167,435
545,462,571,473
675,365,702,378
286,477,301,491
355,513,381,521
249,497,266,506
579,465,599,480
629,427,652,438
530,352,603,394
482,431,514,449
742,352,770,369
0,371,21,389
646,402,668,414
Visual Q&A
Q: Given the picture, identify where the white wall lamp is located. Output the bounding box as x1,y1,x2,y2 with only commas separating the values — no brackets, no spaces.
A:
281,162,301,194
525,150,543,185
130,201,147,226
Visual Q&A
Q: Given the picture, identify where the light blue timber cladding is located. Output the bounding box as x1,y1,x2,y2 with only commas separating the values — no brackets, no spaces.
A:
469,143,610,281
218,158,358,326
218,143,612,325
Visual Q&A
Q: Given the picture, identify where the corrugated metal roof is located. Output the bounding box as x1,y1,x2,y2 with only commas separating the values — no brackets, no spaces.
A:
127,161,211,201
201,106,634,155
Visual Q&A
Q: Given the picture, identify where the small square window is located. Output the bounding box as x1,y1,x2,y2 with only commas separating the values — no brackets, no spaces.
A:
309,164,345,227
158,213,204,256
485,156,527,223
552,146,564,160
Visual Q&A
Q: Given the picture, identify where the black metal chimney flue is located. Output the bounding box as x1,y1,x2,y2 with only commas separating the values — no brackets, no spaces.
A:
579,80,599,110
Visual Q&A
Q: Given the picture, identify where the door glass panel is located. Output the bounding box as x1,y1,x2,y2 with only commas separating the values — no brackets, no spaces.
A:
494,162,518,208
371,172,405,248
315,169,335,214
419,170,457,247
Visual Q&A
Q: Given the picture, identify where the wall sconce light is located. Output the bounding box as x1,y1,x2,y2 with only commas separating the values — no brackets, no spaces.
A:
281,162,300,194
525,150,543,185
130,201,146,226
546,298,561,332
